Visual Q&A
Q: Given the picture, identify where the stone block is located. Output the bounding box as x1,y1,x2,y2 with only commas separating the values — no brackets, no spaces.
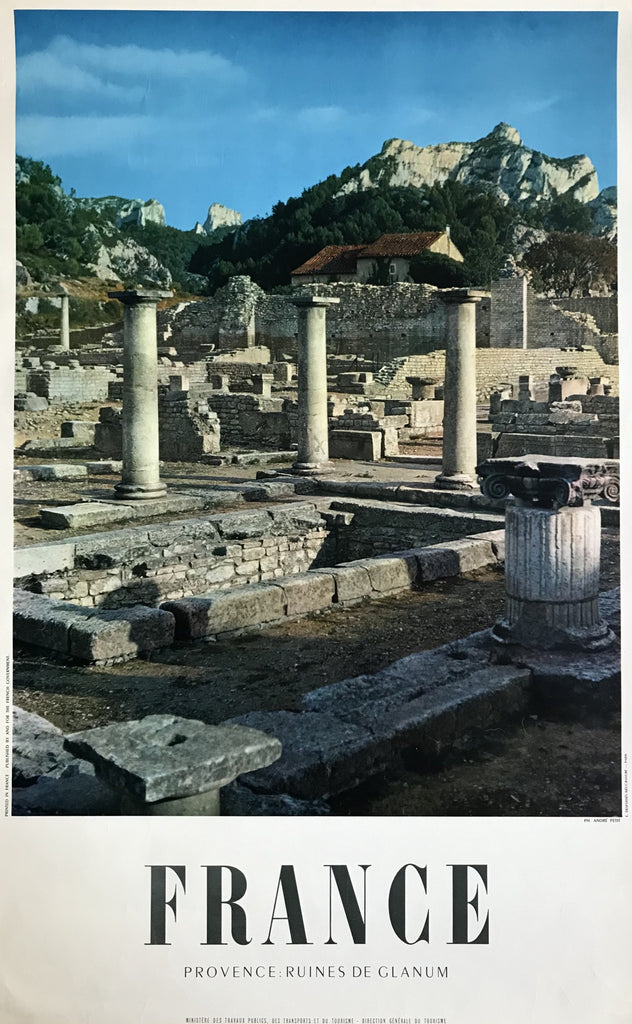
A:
329,429,382,461
242,481,297,501
68,606,176,662
230,710,384,800
14,542,76,579
470,528,505,562
429,537,495,573
15,463,88,483
348,553,419,593
86,461,123,475
14,393,49,411
163,584,286,640
64,715,282,807
13,588,80,653
279,572,335,617
60,421,98,442
357,667,532,751
311,564,373,603
12,706,74,785
40,502,134,530
415,546,462,581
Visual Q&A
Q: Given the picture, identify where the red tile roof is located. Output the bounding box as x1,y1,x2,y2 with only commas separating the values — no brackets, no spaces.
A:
358,231,445,257
291,244,366,276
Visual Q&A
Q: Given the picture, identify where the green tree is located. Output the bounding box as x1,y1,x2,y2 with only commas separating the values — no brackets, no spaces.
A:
521,232,617,296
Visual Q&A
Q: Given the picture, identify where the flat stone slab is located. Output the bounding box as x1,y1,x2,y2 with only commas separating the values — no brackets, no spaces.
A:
40,502,134,529
38,493,210,530
64,715,282,804
86,461,123,475
243,481,298,501
16,464,88,483
18,438,92,454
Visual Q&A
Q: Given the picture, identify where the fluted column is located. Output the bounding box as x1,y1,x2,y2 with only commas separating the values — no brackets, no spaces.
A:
109,288,172,500
435,288,486,490
494,502,610,649
477,455,616,651
291,295,339,475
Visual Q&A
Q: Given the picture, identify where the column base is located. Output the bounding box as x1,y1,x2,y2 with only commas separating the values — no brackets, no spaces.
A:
434,472,477,491
291,461,333,476
492,614,615,652
114,481,168,500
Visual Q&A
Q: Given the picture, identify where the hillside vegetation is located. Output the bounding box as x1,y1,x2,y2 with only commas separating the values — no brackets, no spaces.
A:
16,143,616,334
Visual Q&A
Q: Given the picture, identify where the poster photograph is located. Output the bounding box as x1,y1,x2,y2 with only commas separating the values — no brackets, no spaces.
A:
1,3,631,1022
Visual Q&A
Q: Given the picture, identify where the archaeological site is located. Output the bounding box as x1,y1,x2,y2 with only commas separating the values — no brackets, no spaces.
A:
12,120,621,819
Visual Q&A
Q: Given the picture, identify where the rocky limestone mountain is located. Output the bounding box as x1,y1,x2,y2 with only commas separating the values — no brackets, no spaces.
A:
83,225,172,287
587,186,617,240
338,122,601,209
73,195,166,228
199,203,242,235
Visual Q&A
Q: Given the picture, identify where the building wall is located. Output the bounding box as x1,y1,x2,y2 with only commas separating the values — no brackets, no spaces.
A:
374,348,619,402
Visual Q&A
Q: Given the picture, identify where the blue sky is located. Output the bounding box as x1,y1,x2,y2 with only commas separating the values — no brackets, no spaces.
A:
14,10,618,231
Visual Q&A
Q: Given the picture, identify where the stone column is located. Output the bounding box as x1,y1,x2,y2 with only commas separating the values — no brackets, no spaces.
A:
291,295,340,474
435,289,486,490
477,456,615,650
109,288,172,500
60,290,70,350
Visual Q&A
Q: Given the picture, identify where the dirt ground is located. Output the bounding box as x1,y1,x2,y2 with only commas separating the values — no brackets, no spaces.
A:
13,532,621,817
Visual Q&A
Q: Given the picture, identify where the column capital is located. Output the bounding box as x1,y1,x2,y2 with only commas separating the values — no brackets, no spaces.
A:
440,287,488,304
291,294,340,309
108,288,172,306
477,455,620,507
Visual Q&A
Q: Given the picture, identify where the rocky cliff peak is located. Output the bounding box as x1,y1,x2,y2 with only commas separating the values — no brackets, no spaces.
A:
338,124,599,208
200,203,242,235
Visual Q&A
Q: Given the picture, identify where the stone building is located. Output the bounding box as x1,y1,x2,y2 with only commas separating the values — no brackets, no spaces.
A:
291,230,463,285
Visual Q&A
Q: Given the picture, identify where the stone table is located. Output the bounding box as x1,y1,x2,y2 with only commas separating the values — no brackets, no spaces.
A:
64,714,282,815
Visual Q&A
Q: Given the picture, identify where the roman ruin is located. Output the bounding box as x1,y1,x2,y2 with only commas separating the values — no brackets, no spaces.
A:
12,270,621,817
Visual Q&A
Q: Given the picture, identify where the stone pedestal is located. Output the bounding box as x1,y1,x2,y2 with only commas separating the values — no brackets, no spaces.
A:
435,289,486,490
291,295,340,475
60,292,70,351
477,455,616,651
64,715,282,816
407,376,438,401
109,288,171,500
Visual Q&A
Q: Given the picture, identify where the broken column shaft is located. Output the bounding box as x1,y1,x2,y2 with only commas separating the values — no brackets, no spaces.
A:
478,455,616,650
109,288,171,500
435,289,486,490
291,295,340,475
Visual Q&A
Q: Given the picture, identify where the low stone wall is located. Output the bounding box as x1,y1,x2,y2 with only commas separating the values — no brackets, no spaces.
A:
14,503,332,610
329,500,502,561
27,365,118,404
13,523,504,663
207,392,293,449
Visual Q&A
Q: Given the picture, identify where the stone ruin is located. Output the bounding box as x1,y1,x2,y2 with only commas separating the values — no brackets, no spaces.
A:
488,369,619,461
12,281,621,816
